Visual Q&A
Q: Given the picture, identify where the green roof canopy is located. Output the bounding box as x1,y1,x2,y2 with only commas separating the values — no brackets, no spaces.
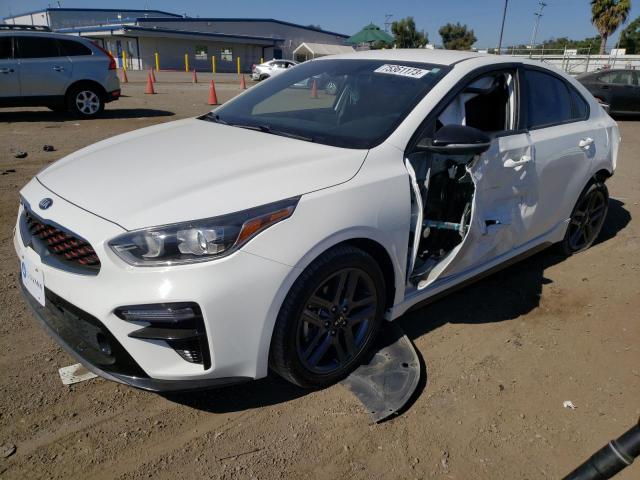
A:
347,23,394,45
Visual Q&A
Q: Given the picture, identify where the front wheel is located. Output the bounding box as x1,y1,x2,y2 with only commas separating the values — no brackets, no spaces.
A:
270,245,386,388
561,182,609,255
67,86,104,118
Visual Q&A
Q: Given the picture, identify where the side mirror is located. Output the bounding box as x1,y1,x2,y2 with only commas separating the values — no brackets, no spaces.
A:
416,124,492,155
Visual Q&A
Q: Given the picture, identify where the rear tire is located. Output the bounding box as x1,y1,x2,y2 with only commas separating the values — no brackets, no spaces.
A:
560,182,609,255
269,245,386,388
66,85,104,118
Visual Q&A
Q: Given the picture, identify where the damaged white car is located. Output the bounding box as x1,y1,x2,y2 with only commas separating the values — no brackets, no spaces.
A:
15,50,618,391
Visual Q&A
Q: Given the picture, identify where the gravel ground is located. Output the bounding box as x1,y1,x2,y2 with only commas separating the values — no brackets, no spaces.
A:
0,78,638,479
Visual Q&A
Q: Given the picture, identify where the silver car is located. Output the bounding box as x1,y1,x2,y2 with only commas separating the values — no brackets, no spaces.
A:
251,59,297,81
0,25,120,117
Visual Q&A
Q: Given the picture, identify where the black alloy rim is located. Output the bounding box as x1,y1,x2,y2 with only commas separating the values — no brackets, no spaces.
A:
296,268,378,374
568,189,607,251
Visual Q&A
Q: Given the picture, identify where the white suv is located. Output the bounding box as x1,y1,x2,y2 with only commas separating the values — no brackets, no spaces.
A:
0,25,120,117
251,59,297,81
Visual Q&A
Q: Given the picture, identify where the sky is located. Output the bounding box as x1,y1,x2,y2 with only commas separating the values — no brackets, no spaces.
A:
1,0,638,49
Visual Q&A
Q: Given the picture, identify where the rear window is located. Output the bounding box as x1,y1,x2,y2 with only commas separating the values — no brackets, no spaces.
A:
525,69,572,129
0,37,11,59
58,39,92,56
569,85,589,120
16,36,61,59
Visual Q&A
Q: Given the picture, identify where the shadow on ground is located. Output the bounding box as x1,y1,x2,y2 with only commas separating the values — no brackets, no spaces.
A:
165,199,631,414
0,108,174,122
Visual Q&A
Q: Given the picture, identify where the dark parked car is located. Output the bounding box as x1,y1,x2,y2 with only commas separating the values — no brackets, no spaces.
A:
577,68,640,114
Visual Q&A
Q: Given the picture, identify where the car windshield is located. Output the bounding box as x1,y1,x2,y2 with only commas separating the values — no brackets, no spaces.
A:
203,59,449,149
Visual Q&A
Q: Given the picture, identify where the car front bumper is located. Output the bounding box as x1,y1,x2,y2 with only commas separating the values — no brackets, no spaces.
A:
14,178,297,391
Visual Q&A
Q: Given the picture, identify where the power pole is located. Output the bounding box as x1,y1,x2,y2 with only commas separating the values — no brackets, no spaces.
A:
384,14,394,32
497,0,509,54
529,1,547,49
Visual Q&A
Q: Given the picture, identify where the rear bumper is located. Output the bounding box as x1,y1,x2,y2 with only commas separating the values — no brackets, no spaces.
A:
106,89,120,103
20,282,250,392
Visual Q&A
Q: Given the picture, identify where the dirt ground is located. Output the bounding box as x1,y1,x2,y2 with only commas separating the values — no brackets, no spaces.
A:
0,75,638,480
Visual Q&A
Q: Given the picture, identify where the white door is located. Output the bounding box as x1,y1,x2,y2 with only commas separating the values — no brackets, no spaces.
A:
519,67,603,242
407,68,533,286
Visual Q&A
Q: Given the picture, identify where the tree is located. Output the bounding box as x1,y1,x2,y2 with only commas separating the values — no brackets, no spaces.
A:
439,22,477,50
619,16,640,54
391,17,428,48
591,0,631,54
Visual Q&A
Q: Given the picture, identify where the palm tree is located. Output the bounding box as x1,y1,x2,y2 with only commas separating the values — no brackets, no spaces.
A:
591,0,632,55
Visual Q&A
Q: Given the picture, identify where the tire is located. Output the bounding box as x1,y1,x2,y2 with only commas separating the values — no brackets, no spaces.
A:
560,181,609,255
66,85,104,118
269,245,386,388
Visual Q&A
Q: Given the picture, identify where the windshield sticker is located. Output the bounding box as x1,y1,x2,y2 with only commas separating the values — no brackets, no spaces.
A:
374,64,431,78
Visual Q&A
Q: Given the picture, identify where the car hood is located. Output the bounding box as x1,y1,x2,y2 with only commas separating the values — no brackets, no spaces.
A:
37,118,367,230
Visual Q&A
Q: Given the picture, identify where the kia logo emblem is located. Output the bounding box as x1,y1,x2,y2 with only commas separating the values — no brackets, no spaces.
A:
39,198,53,210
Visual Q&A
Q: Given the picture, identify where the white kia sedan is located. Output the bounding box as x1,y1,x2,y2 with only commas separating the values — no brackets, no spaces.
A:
15,50,618,391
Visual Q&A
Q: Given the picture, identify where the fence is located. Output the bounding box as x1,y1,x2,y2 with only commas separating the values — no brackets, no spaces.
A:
492,47,640,75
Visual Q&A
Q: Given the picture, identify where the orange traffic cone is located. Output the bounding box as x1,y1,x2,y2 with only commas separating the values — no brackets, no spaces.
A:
120,69,128,83
145,73,155,94
192,69,198,83
208,80,219,105
149,67,156,83
240,74,246,90
310,79,319,99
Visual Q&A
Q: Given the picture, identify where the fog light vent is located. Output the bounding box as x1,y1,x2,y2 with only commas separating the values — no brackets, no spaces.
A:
115,302,211,369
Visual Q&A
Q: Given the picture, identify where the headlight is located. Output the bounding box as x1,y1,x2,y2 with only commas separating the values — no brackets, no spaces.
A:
109,197,299,266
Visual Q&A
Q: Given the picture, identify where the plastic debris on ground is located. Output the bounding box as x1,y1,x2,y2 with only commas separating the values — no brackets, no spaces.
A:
341,322,421,423
58,363,98,385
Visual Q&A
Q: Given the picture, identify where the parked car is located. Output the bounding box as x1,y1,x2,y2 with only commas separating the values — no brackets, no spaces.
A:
577,68,640,114
0,25,120,117
15,50,618,392
292,73,345,94
251,59,297,81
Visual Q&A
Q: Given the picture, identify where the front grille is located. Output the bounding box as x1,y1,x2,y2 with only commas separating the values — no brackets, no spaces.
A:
21,208,100,274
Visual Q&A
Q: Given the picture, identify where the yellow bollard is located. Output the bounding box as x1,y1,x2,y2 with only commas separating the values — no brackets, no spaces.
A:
155,52,159,71
236,56,240,75
211,55,216,74
122,50,127,71
260,57,264,64
184,53,189,72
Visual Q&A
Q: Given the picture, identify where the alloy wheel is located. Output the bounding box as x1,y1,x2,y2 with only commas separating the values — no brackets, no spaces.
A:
75,90,100,115
567,188,607,251
296,268,378,374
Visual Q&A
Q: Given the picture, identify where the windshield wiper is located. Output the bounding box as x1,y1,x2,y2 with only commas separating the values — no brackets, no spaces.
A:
233,123,315,143
201,112,229,125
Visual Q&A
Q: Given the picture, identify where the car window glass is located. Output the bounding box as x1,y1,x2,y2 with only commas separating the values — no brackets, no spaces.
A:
525,70,572,128
211,59,449,149
569,85,589,120
438,71,516,134
598,72,613,83
611,70,636,85
0,37,11,59
58,39,92,56
16,36,61,59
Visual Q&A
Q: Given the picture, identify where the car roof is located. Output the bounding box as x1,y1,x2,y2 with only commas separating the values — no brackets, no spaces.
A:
0,30,88,41
315,48,486,66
